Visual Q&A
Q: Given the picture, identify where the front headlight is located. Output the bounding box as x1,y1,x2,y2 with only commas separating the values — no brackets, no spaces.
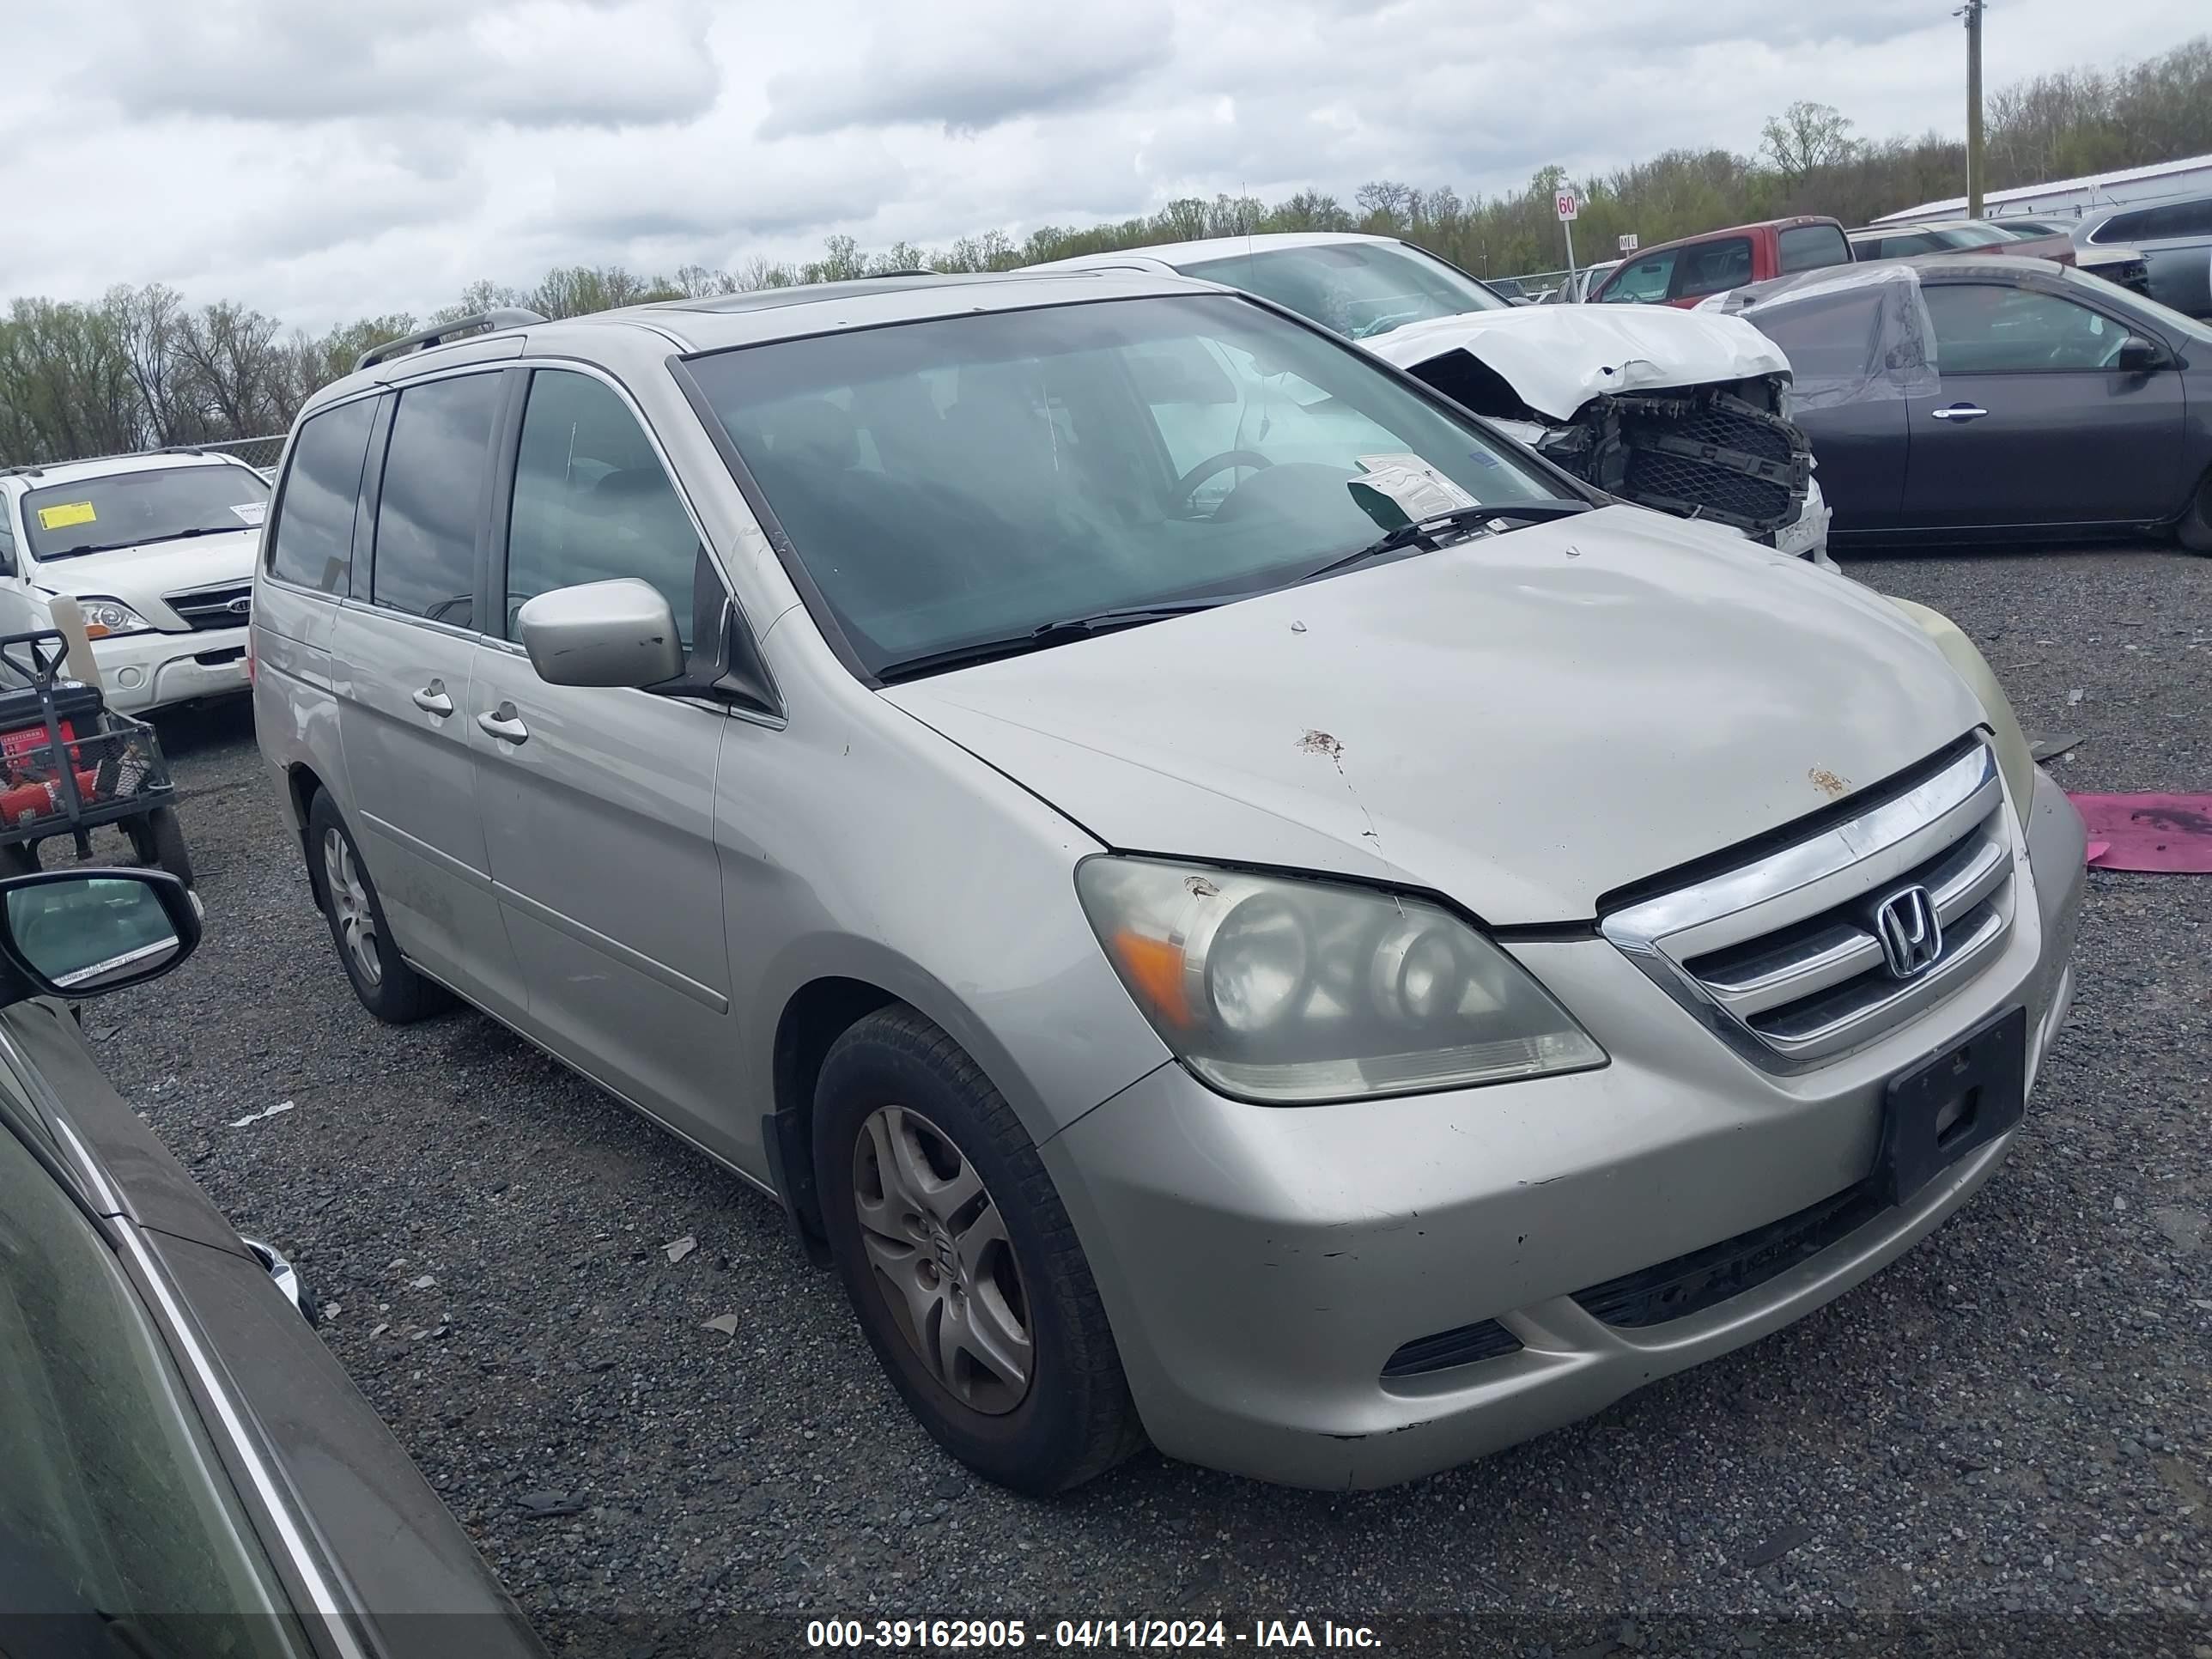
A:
1883,596,2035,823
73,598,155,639
1076,857,1606,1104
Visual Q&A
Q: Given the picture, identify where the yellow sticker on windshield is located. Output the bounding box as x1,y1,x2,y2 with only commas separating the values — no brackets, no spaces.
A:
36,501,97,531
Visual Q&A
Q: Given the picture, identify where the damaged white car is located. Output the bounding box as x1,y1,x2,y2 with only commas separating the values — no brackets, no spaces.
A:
1030,233,1832,565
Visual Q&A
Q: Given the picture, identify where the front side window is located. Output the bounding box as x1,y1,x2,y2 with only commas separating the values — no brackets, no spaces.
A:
1925,283,2134,372
1600,248,1677,303
1180,241,1509,339
504,370,702,644
21,465,270,563
1674,238,1753,298
266,398,378,593
688,294,1559,677
1863,231,1940,258
1778,223,1851,273
0,1118,304,1655
371,372,504,628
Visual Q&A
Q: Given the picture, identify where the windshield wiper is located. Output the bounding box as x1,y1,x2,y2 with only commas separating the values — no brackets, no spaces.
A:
1300,497,1593,584
38,526,242,561
876,598,1225,683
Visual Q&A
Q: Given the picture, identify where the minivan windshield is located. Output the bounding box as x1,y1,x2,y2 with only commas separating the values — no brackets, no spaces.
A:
1179,241,1510,338
21,464,269,562
687,295,1563,678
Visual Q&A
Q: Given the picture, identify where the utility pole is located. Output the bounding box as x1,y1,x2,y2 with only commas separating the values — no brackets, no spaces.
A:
1958,0,1986,217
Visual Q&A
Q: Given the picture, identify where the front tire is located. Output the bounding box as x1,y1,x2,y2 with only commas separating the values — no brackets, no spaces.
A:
813,1006,1141,1494
2179,467,2212,554
304,791,447,1024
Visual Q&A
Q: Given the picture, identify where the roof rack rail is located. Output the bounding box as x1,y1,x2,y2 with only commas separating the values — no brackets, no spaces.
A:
859,268,936,278
1,446,245,481
356,307,549,374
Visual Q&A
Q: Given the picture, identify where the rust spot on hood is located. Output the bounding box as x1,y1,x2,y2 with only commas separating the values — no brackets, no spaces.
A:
1297,729,1345,760
1808,767,1851,799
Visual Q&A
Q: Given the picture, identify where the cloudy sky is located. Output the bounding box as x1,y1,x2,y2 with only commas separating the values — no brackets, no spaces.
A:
1,0,2202,331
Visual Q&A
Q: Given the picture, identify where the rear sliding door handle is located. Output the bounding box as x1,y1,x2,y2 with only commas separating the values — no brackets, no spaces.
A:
1930,404,1989,422
410,680,453,716
477,702,529,744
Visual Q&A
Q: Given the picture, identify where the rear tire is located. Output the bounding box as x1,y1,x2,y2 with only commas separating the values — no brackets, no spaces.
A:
126,806,194,887
304,790,448,1024
2180,467,2212,553
813,1006,1142,1495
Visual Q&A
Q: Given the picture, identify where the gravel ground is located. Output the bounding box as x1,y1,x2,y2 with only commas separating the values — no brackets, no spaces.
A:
88,545,2212,1656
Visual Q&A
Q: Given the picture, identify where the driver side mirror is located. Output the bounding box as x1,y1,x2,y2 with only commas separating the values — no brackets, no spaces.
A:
0,869,200,1006
2116,336,2164,373
517,579,685,690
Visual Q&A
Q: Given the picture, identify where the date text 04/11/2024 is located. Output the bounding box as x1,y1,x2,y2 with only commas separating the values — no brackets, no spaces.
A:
803,1619,1383,1650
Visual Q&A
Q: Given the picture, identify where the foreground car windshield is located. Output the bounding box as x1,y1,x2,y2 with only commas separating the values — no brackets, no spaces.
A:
21,465,269,561
688,294,1558,676
1180,242,1510,337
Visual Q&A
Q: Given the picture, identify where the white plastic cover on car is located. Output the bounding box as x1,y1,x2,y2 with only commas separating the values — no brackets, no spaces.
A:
1697,264,1940,410
1361,305,1791,422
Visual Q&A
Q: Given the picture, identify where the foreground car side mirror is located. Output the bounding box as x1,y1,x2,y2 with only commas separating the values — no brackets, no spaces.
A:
2115,336,2164,373
517,579,686,689
0,868,200,1005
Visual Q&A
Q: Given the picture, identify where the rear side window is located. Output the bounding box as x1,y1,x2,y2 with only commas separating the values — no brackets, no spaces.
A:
503,369,702,644
1745,291,1888,382
1866,231,1941,258
1778,223,1851,274
2096,197,2212,243
266,398,376,593
371,373,504,629
1674,238,1753,298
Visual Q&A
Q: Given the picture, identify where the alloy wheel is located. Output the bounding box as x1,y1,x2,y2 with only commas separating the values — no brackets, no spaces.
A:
322,828,381,988
851,1104,1033,1414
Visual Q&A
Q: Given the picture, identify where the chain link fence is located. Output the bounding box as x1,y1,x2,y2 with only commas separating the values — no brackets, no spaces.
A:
159,434,287,476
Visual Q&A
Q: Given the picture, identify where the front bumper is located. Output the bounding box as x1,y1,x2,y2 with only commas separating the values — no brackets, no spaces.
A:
1043,768,2084,1489
89,626,250,713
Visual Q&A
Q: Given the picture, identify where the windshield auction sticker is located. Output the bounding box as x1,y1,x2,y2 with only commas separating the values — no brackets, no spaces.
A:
36,501,97,531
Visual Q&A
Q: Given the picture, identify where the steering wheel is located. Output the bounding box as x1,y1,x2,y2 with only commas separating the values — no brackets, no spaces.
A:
1169,449,1273,511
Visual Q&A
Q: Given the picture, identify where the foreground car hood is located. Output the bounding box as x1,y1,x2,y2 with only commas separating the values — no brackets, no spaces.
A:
1364,305,1790,421
885,508,1982,924
30,529,258,606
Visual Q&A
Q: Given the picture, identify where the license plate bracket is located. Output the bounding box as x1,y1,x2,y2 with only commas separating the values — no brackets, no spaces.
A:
1875,1006,2027,1207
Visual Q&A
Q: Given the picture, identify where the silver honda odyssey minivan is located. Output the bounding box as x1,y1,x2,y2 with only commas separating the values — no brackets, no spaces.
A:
252,270,2084,1493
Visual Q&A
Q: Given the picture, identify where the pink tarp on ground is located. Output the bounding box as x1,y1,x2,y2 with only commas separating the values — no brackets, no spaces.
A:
2068,794,2212,873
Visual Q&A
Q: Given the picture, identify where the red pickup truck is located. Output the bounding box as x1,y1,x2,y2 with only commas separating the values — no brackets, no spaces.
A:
1590,216,1853,307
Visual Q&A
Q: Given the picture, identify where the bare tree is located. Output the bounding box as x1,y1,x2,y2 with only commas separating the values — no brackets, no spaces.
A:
1762,101,1858,179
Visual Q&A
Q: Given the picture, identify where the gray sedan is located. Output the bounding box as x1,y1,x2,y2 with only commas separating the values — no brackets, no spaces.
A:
1718,256,2212,550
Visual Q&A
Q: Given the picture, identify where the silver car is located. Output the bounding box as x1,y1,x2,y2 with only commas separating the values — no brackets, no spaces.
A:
252,271,2084,1493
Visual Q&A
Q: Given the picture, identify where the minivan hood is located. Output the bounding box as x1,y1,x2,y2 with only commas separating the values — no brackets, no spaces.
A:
1363,305,1791,421
884,507,1982,925
29,529,257,608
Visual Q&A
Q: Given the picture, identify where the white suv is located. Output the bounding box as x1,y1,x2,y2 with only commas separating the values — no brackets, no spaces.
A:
0,451,268,712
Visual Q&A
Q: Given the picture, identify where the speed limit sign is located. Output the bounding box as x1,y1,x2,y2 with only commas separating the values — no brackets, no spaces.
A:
1555,190,1580,221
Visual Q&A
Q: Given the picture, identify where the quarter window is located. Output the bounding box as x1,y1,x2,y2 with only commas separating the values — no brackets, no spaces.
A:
371,373,504,629
503,370,701,644
1924,284,2129,373
266,398,377,593
2096,198,2212,243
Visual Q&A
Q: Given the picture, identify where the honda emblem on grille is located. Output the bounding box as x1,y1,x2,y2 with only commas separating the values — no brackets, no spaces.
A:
1873,884,1942,980
227,597,252,616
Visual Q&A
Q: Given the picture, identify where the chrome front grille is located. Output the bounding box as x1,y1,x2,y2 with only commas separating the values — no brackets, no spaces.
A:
1601,741,2015,1070
165,581,252,631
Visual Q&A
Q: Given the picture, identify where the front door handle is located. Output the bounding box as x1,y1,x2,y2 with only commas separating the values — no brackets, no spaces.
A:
1930,403,1989,422
477,702,529,745
410,679,454,716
